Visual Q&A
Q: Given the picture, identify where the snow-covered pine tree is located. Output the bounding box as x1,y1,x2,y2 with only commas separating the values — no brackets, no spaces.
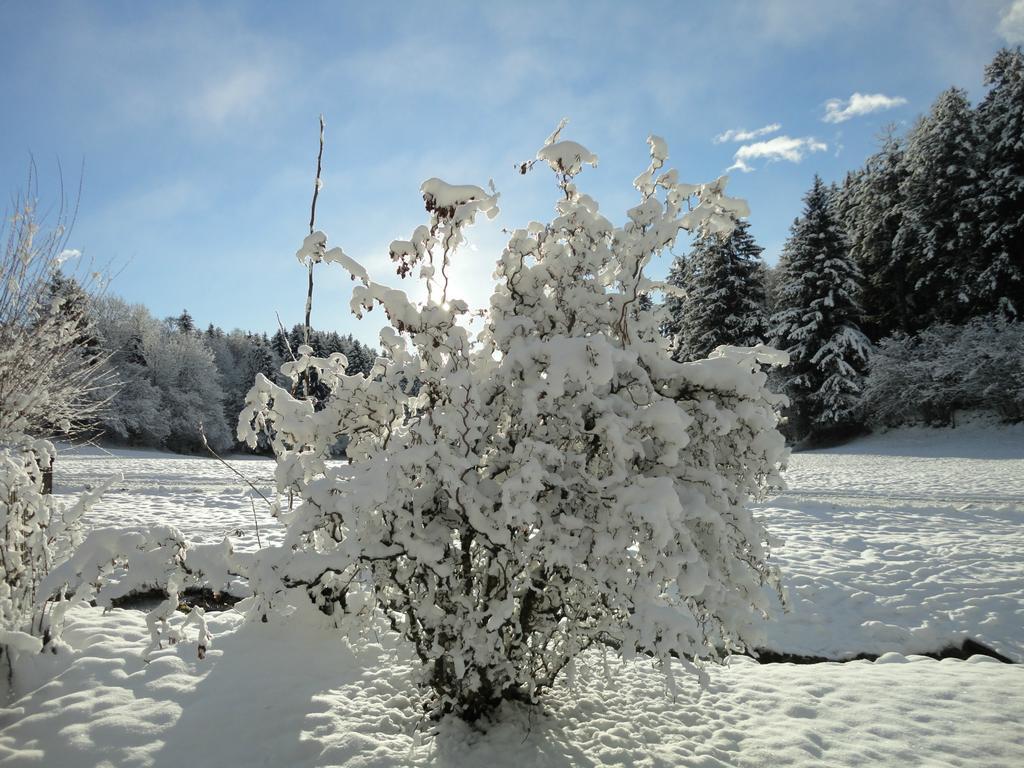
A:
896,88,983,327
238,128,787,721
667,219,767,361
770,175,871,442
976,47,1024,319
838,128,912,339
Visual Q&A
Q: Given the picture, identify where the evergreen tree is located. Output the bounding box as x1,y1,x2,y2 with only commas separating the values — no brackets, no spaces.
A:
668,220,767,361
270,328,291,361
770,176,871,441
174,309,196,335
839,129,912,338
660,255,687,343
759,262,782,319
977,47,1024,318
896,88,983,327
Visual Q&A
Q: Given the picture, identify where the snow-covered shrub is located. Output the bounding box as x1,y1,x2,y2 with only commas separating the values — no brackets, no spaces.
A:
864,315,1024,426
1,440,114,657
0,186,114,663
39,526,240,659
237,126,787,721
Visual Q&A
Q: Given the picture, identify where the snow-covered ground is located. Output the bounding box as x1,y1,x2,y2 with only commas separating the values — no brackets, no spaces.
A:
760,422,1024,662
1,425,1022,767
50,444,283,553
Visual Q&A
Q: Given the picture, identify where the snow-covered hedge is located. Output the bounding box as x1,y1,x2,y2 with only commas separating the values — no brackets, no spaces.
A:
0,438,113,659
237,126,788,720
864,314,1024,427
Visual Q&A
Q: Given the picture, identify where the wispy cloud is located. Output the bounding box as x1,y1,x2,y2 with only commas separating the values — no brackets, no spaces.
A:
714,123,782,144
49,5,291,135
728,135,827,173
186,67,275,128
999,0,1024,43
96,179,203,225
823,93,907,123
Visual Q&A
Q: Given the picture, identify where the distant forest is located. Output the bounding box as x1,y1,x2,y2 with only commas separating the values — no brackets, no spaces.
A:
60,285,377,454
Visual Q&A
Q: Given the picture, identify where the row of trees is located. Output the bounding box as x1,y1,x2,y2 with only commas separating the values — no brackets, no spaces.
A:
87,299,376,453
840,47,1024,336
664,48,1024,443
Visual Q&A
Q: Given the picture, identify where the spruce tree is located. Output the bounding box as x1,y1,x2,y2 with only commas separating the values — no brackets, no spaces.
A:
660,254,688,344
977,47,1024,318
175,309,196,335
896,88,983,327
770,176,871,441
270,328,291,361
840,129,912,338
668,220,767,361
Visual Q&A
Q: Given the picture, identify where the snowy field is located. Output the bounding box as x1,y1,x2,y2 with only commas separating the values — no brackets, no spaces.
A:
1,424,1022,767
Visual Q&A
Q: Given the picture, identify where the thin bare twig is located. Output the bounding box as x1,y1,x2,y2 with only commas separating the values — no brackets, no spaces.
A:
275,310,299,363
304,114,325,351
248,496,264,550
198,422,273,509
309,114,325,237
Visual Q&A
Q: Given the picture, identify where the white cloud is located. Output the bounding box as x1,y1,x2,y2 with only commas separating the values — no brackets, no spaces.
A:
999,0,1024,43
714,123,782,144
728,135,827,173
823,93,907,123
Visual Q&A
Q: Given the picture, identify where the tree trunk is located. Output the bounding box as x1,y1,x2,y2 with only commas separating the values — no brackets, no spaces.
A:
42,456,54,495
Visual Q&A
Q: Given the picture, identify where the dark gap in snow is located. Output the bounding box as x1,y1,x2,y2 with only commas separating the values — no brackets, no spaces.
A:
749,639,1015,665
103,587,243,613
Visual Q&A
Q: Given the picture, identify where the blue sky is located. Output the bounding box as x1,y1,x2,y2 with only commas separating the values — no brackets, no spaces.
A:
2,0,1022,346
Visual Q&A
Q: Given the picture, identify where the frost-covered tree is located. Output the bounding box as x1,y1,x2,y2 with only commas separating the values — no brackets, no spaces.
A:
896,88,983,327
976,47,1024,318
864,315,1024,426
147,321,231,452
1,184,113,661
91,298,169,446
237,128,787,721
770,176,870,441
667,219,767,362
91,298,231,452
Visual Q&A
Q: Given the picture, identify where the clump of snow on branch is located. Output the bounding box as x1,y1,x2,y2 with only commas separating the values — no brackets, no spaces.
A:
237,123,788,721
